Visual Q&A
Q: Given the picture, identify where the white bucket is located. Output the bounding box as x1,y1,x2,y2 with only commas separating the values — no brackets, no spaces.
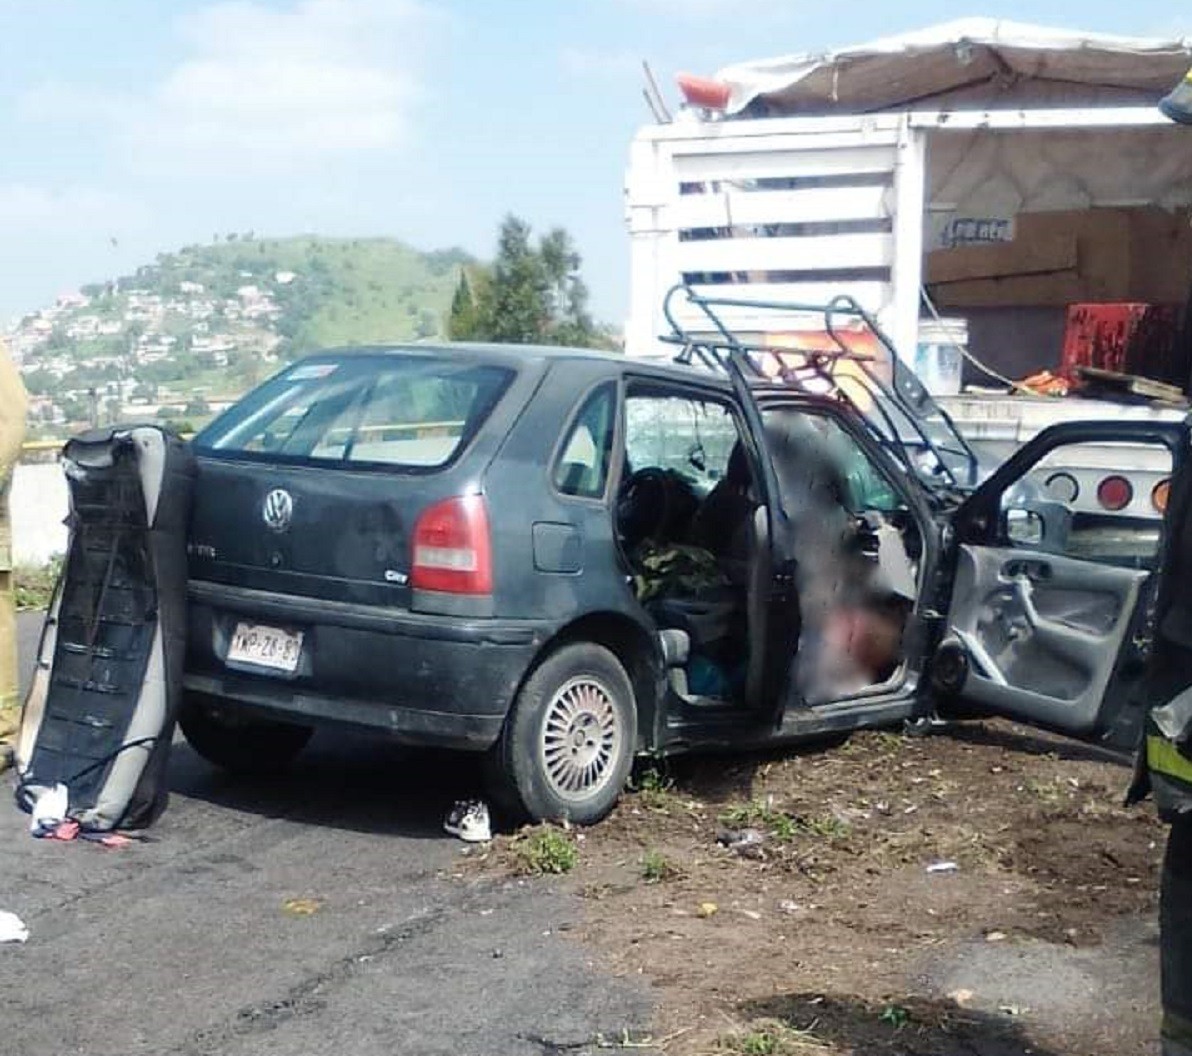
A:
915,317,967,396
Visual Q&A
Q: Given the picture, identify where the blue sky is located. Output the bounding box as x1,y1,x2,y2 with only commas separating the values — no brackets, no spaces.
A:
0,0,1187,328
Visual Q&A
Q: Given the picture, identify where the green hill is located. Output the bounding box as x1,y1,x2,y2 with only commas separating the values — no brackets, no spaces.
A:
121,235,472,351
15,235,475,434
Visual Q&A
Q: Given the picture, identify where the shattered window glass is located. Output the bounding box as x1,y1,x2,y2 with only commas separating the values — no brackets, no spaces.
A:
625,395,739,495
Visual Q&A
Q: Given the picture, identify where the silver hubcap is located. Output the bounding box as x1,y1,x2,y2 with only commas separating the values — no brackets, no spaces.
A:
541,676,622,801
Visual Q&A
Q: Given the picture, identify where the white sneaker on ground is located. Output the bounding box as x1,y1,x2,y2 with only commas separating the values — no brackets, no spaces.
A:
444,799,492,842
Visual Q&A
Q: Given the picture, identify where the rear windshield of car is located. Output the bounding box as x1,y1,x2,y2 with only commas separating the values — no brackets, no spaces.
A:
195,354,514,470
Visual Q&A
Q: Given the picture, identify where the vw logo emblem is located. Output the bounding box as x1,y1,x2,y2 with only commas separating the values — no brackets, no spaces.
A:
262,488,294,533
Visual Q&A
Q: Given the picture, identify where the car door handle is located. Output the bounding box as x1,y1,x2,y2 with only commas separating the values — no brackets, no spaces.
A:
1004,559,1051,582
1010,574,1105,663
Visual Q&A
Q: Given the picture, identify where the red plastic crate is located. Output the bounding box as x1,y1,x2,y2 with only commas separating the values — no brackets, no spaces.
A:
1061,302,1180,386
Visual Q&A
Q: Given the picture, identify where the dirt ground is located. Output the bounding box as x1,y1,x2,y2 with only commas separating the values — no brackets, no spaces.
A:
468,719,1166,1056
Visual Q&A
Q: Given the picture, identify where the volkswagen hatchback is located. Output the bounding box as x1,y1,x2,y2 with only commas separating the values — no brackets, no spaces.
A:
182,290,1191,824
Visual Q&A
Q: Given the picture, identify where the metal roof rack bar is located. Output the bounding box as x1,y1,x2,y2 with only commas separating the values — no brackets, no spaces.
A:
659,282,978,490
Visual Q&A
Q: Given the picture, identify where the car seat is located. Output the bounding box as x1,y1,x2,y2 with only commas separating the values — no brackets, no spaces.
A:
688,441,754,579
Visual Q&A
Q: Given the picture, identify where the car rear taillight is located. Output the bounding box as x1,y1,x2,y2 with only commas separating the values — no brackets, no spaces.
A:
411,496,492,595
1153,478,1171,514
1096,475,1133,512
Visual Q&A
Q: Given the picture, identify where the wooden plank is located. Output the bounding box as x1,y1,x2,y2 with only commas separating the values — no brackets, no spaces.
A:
672,146,897,184
667,186,891,230
929,271,1082,308
1076,366,1188,406
925,231,1077,284
676,232,893,274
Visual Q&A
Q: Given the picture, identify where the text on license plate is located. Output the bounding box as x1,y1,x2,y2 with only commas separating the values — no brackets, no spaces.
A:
227,623,304,673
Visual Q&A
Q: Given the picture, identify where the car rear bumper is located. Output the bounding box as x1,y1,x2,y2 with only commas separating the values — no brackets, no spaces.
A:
184,580,553,750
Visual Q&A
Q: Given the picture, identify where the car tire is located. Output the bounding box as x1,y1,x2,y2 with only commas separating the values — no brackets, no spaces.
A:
179,693,313,775
488,643,637,825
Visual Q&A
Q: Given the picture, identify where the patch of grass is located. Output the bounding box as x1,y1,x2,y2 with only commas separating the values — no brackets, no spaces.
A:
719,1020,830,1055
737,1030,778,1055
799,814,851,839
13,556,62,611
879,1003,911,1028
641,848,682,883
634,764,671,793
1020,776,1072,806
719,801,851,843
512,826,578,876
630,763,679,812
870,730,906,751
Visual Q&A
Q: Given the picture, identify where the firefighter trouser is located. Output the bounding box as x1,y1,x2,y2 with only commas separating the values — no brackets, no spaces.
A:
1163,816,1192,1056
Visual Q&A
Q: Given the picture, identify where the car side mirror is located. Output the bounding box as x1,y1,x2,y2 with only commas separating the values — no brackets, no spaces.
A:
1004,507,1044,547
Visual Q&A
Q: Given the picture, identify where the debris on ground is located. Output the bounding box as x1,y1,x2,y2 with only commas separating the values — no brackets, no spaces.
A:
0,911,28,944
716,827,766,858
463,719,1164,1056
926,860,960,874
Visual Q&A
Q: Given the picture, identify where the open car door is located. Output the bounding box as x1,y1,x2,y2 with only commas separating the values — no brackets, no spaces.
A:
936,419,1189,749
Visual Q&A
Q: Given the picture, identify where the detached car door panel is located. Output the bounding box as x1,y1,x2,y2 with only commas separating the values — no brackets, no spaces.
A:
947,544,1148,732
942,420,1188,740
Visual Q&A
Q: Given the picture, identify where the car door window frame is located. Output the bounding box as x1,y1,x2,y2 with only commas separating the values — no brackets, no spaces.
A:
954,422,1186,563
622,385,746,498
550,379,621,504
622,375,760,501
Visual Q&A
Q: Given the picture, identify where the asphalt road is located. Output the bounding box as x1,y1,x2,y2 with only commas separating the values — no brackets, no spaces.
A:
0,612,655,1056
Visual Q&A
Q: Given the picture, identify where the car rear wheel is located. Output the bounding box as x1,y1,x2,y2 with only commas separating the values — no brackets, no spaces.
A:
488,643,637,825
179,693,313,775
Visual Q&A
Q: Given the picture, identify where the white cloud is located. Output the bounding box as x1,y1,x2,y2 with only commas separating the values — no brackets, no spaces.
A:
560,47,642,80
22,0,439,165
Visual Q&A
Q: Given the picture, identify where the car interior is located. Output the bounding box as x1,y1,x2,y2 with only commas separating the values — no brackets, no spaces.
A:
612,390,924,710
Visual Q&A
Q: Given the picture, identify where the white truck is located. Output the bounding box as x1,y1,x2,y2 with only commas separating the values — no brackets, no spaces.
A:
624,18,1192,518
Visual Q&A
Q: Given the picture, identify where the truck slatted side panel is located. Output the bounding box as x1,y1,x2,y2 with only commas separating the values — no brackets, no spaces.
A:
625,114,925,358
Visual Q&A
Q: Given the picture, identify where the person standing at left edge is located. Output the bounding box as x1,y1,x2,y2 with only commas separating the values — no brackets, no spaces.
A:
0,338,28,765
1127,64,1192,1056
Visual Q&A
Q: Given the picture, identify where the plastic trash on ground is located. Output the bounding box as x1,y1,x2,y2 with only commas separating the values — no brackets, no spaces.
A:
0,911,28,943
927,860,960,873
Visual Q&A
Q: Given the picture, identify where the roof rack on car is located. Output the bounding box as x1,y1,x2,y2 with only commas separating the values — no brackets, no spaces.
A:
659,283,978,491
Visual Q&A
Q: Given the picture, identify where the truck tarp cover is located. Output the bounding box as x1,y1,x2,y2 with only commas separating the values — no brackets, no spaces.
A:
15,425,194,831
714,18,1192,116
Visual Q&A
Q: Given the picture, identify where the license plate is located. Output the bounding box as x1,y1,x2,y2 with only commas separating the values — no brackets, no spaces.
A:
227,622,304,673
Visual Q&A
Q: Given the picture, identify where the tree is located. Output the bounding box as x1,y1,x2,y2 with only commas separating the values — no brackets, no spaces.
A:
538,226,598,347
446,215,609,348
485,215,549,343
447,267,488,341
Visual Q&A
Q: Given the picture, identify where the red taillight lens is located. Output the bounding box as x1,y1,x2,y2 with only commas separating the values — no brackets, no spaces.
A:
411,496,492,595
1096,475,1133,512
